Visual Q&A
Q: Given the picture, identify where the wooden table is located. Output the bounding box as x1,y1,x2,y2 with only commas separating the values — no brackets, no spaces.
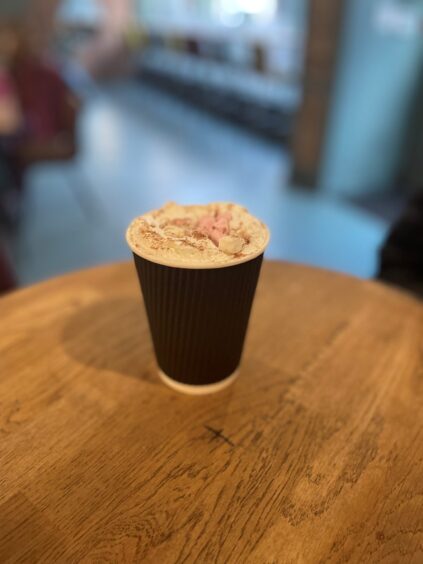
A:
1,261,422,563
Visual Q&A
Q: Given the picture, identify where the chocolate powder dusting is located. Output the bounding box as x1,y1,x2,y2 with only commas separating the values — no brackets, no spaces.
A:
192,231,206,240
170,218,191,227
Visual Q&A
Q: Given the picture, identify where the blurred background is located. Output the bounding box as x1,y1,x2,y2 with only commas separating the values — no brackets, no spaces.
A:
1,0,423,293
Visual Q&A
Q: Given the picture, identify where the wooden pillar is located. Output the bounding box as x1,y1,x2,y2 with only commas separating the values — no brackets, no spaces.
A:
291,0,346,188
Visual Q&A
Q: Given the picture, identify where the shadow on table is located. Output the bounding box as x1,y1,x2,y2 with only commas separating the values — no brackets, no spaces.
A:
61,297,159,385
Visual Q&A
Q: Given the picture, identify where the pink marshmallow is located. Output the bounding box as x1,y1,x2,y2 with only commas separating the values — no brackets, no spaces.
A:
197,212,232,245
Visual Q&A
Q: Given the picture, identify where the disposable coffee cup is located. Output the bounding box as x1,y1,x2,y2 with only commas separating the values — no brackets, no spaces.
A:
126,203,270,395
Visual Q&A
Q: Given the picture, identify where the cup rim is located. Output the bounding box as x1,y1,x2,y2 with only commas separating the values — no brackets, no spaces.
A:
126,226,270,270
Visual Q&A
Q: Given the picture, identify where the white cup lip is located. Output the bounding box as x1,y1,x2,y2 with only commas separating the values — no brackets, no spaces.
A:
126,225,270,270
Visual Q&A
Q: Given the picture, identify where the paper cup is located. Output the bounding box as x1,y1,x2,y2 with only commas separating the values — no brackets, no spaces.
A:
131,251,265,394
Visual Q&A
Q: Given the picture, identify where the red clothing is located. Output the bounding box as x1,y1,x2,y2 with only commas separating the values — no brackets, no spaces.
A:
13,58,68,140
0,69,14,98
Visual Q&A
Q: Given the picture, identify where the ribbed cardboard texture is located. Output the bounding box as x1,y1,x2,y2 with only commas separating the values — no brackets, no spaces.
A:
133,253,264,387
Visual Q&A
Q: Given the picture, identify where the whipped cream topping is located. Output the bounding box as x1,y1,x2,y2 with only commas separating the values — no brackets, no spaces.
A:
126,202,270,268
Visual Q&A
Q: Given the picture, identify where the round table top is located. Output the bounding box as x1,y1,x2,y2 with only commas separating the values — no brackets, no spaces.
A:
1,261,422,563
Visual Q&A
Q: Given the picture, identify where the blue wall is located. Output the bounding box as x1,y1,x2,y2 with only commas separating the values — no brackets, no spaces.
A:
320,0,423,196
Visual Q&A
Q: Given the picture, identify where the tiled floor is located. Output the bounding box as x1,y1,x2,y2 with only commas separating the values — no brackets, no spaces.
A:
11,81,388,286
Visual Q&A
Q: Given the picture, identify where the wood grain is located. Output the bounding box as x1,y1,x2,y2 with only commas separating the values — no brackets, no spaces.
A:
0,261,422,563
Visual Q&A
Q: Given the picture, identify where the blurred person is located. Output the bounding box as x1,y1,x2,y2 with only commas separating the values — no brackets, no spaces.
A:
9,26,80,168
0,64,22,135
0,22,22,138
378,191,423,299
0,22,22,287
0,66,18,292
0,22,80,199
0,61,22,227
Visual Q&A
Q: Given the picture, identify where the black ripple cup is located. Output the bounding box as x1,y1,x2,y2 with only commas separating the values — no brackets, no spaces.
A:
126,212,270,395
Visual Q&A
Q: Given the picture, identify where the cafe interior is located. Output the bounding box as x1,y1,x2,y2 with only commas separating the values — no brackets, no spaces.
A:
1,2,423,562
0,0,421,294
